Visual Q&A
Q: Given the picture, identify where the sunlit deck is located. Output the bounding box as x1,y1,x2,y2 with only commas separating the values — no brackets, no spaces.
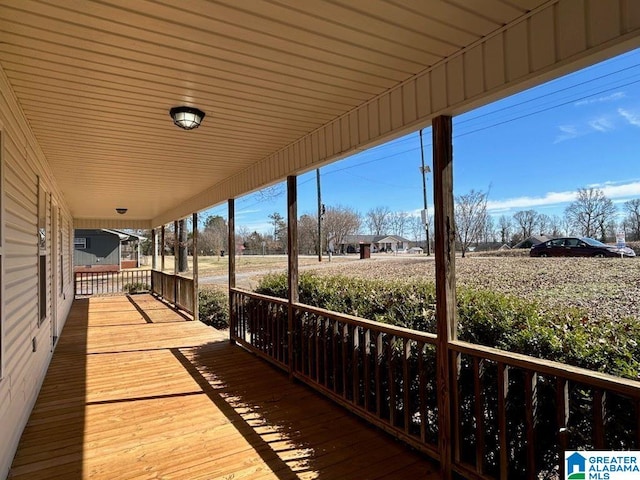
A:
9,295,439,480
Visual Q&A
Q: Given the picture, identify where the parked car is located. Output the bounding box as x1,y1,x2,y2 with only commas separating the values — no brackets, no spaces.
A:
530,237,636,258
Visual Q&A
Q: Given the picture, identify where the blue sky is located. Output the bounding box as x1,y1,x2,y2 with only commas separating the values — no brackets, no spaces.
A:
203,48,640,234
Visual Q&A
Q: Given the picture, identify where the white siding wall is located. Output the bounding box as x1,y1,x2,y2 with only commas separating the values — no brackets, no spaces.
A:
0,66,74,479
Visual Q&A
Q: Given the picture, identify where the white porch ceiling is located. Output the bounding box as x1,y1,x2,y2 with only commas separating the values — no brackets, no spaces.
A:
0,0,639,227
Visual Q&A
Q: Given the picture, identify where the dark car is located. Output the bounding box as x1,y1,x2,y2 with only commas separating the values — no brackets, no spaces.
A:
530,237,636,258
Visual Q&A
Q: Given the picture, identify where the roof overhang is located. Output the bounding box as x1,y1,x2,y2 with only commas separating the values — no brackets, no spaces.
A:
1,0,640,228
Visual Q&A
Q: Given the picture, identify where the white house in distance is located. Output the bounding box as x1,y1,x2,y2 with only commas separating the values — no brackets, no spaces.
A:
1,2,639,478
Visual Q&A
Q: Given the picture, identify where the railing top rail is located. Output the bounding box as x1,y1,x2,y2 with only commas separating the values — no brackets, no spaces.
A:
230,287,289,306
451,339,640,397
151,270,194,281
293,301,438,344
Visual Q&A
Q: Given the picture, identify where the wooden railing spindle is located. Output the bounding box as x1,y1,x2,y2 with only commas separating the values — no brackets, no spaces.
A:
524,370,538,480
497,362,509,479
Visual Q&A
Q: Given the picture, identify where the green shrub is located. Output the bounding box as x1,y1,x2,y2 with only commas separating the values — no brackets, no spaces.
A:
198,289,229,329
255,272,640,379
123,282,150,294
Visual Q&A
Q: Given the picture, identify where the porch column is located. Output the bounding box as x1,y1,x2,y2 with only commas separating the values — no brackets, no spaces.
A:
192,212,199,322
173,220,179,305
433,115,457,480
228,198,236,344
151,228,157,270
160,225,165,272
287,176,298,378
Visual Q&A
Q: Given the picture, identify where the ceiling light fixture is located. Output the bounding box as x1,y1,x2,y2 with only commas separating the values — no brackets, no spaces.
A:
170,106,205,130
115,208,128,215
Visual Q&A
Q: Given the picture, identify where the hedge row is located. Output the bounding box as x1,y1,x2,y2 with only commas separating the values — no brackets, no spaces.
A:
255,272,640,380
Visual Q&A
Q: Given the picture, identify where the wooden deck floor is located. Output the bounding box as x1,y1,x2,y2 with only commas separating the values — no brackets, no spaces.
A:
9,294,440,480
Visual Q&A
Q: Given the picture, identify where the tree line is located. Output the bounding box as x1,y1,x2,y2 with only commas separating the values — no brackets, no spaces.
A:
455,186,640,256
145,186,640,257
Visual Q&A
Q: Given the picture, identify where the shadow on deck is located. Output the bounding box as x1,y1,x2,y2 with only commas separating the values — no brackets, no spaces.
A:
9,294,440,480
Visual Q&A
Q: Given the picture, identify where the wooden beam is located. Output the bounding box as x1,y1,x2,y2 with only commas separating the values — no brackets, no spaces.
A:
287,176,299,377
174,220,179,307
287,176,299,303
432,115,457,480
160,225,165,272
228,199,236,289
192,212,199,322
228,198,236,344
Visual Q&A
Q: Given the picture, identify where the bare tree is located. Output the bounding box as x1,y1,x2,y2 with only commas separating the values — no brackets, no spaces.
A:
298,214,318,254
365,206,391,235
497,215,513,244
537,214,551,235
483,215,496,244
623,198,640,241
564,187,616,240
548,215,564,237
324,205,361,251
409,215,424,243
255,184,284,202
513,210,539,239
389,211,409,237
455,189,488,258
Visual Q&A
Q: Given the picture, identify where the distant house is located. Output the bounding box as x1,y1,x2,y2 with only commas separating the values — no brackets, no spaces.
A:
74,229,145,272
513,234,554,249
340,234,412,254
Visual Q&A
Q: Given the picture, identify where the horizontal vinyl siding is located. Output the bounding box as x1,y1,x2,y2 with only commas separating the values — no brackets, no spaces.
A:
0,66,74,479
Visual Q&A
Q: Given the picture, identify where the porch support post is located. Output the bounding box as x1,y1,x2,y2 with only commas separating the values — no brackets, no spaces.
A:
151,228,157,270
228,198,236,344
433,115,457,480
160,225,165,272
173,220,179,306
192,212,199,322
287,176,299,378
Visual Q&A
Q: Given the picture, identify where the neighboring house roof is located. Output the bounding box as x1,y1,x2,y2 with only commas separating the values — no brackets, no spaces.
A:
79,228,146,242
513,235,554,249
341,234,412,244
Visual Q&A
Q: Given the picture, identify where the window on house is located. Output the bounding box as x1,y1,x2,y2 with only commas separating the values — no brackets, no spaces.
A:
38,180,47,326
59,210,63,295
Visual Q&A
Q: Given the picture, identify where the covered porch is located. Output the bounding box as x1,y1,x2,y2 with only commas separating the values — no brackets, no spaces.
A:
3,1,640,479
9,295,438,479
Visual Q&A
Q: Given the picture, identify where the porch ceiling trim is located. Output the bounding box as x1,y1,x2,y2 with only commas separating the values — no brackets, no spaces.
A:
154,0,640,227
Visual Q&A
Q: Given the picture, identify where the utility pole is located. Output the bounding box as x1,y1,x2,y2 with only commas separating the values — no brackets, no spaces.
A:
419,129,431,256
316,168,322,262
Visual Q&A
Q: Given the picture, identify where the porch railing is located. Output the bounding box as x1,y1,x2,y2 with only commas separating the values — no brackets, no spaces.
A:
74,270,151,297
230,287,640,479
150,270,195,315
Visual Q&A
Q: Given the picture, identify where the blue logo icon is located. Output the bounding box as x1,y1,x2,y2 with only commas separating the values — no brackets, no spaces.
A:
567,452,586,479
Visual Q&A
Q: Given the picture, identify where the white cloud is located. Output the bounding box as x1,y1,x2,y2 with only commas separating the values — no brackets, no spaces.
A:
554,125,581,143
236,208,262,217
487,181,640,213
574,91,625,106
588,117,614,132
618,108,640,127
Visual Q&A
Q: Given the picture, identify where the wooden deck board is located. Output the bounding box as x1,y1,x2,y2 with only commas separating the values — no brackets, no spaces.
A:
9,294,440,480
